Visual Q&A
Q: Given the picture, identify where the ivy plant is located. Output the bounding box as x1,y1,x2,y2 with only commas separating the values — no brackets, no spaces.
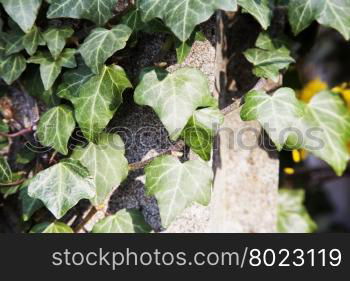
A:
0,0,349,233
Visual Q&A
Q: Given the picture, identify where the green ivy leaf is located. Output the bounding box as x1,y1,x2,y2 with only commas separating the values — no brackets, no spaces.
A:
66,65,132,142
47,0,116,25
139,0,237,41
288,0,322,35
145,155,213,228
240,88,350,176
317,0,350,40
72,133,129,206
79,24,132,74
121,8,144,32
134,67,217,140
238,0,273,30
244,33,294,82
302,91,350,175
3,31,24,56
31,221,74,233
278,189,317,233
16,146,36,165
92,209,152,233
27,48,77,90
23,25,45,56
57,63,94,100
288,0,350,40
28,159,96,219
37,105,76,155
43,27,74,59
241,88,303,151
0,156,12,184
0,0,42,33
0,38,5,56
181,107,223,161
19,184,44,221
23,67,59,106
0,54,27,85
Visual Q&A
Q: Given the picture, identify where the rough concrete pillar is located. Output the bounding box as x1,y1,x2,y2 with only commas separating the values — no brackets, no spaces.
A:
167,12,279,233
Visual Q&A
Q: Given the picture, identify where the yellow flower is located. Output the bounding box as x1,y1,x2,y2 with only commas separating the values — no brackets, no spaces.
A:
292,149,308,163
332,83,350,109
298,78,327,103
292,149,301,163
284,167,295,175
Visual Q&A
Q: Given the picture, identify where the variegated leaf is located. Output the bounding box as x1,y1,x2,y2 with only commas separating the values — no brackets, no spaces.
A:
139,0,237,41
28,159,96,219
47,0,116,25
134,67,217,140
72,133,128,206
37,105,76,155
79,24,132,74
145,155,213,228
0,0,42,33
92,209,152,233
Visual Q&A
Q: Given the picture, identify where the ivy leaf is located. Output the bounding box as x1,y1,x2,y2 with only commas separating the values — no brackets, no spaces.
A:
317,0,350,40
79,24,132,74
0,156,12,184
244,33,294,82
0,54,27,85
19,185,44,221
288,0,350,40
302,91,350,175
23,25,45,56
3,31,24,56
72,133,129,206
57,63,94,100
37,105,76,155
241,88,303,151
288,0,322,35
121,8,144,32
31,222,74,233
238,0,273,30
43,27,74,59
278,189,317,233
139,0,237,41
240,88,350,176
0,0,42,33
0,37,5,56
66,65,132,142
92,209,152,233
145,155,213,228
28,159,96,219
134,67,217,140
47,0,117,25
27,48,77,90
181,107,223,161
23,67,59,106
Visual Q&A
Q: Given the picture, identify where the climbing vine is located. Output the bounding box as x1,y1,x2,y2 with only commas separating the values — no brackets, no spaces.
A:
0,0,349,233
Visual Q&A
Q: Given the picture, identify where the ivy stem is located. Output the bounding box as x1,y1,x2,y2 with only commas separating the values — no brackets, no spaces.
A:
0,127,33,138
49,151,58,165
128,140,185,171
73,206,98,233
0,178,25,187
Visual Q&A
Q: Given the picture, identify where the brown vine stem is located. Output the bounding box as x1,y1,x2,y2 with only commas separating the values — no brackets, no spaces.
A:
0,127,33,138
221,76,283,116
128,140,186,171
73,206,98,233
0,178,26,188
